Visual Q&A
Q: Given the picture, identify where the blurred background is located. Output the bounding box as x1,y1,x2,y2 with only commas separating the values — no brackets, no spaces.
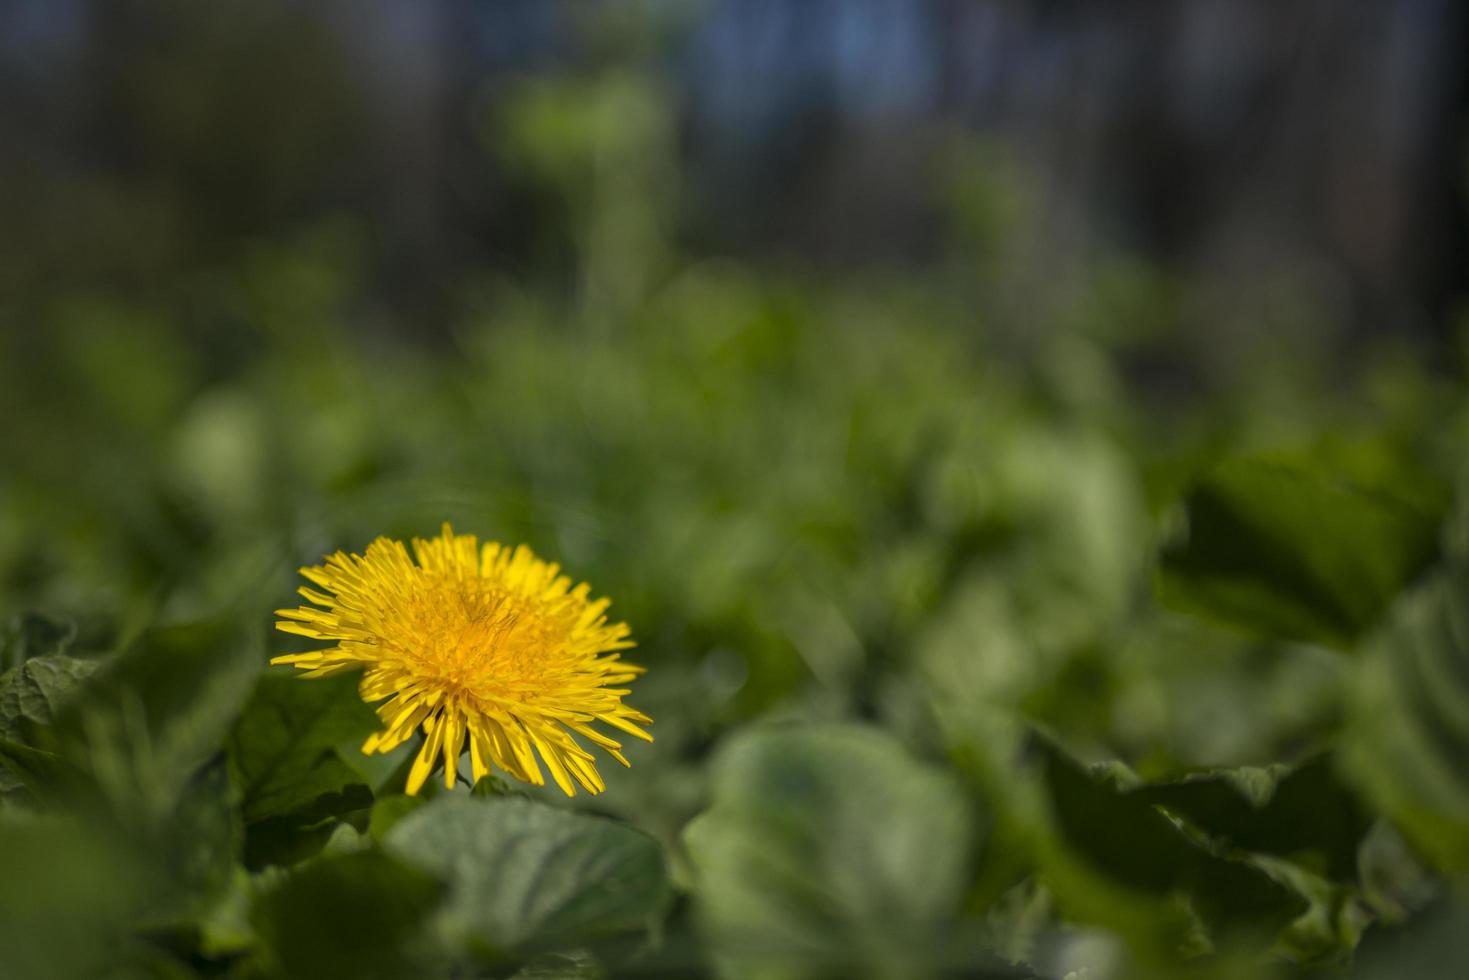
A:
2,2,1469,977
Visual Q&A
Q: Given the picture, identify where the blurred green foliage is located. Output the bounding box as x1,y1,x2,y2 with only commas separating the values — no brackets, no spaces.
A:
2,53,1469,980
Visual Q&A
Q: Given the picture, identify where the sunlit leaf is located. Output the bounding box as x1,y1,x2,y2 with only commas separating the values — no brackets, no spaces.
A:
385,795,670,962
683,724,980,977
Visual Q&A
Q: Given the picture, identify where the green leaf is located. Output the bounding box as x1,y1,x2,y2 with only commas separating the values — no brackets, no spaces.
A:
228,673,379,870
1128,755,1373,882
1156,451,1445,648
0,613,77,671
1037,740,1308,944
0,653,99,741
251,849,442,980
46,619,263,826
384,796,670,960
682,724,979,977
0,737,71,804
229,672,379,826
1344,565,1469,873
0,652,99,801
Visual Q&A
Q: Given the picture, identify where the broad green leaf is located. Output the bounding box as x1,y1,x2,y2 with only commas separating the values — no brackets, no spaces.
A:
1128,755,1372,882
46,619,262,826
1037,740,1307,945
385,796,670,959
682,724,979,977
228,672,378,826
0,613,77,671
251,849,442,980
1344,565,1469,873
0,737,72,804
0,653,99,740
0,652,98,801
1156,451,1445,648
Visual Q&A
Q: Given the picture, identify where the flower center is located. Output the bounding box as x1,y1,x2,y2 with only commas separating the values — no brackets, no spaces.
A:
379,574,573,705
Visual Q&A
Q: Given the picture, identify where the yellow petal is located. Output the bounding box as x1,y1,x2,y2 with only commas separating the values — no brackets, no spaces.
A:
441,710,466,789
467,720,491,782
527,726,576,797
405,714,446,796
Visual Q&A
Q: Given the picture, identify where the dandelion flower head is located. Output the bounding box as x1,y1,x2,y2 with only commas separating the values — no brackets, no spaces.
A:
273,524,651,796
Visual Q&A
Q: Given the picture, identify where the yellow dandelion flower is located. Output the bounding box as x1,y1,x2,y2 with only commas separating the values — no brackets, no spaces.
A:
272,524,651,796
